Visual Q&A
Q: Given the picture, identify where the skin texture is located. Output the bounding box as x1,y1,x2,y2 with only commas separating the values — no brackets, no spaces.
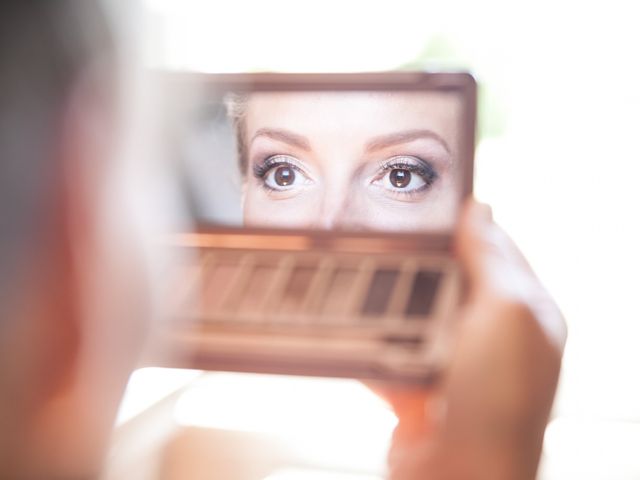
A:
242,91,463,231
376,201,567,480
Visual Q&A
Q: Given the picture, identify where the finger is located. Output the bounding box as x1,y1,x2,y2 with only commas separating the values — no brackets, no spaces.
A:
452,200,566,411
455,199,493,288
455,199,566,349
388,201,568,479
435,303,563,480
456,200,530,294
432,200,567,479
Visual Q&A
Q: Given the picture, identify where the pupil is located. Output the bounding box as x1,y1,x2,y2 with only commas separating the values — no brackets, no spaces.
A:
390,169,411,188
275,166,295,186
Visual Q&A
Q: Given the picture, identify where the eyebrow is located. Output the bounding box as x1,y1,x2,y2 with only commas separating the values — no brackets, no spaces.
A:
365,129,450,154
250,127,450,154
250,128,311,151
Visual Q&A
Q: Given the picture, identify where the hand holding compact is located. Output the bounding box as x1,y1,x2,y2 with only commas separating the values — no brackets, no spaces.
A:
386,200,567,480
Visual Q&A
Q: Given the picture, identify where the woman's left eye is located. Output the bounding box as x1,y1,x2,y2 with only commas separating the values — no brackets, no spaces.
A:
264,164,302,189
386,168,425,190
372,156,437,194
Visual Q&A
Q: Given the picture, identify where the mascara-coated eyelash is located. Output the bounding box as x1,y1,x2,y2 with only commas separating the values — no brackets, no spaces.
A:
253,155,298,178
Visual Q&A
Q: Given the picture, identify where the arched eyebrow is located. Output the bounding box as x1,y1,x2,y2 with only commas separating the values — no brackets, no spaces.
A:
365,129,450,154
250,128,311,151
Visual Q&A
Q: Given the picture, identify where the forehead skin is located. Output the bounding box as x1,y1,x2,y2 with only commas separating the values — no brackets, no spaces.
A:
244,90,462,169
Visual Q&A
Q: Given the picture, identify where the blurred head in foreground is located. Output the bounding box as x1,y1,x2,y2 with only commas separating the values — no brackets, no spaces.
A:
0,1,156,477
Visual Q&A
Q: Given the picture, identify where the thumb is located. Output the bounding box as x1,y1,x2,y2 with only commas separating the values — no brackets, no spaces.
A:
433,200,566,479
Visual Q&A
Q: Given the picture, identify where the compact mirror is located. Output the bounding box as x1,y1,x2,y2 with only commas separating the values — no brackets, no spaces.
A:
164,72,476,234
149,72,476,383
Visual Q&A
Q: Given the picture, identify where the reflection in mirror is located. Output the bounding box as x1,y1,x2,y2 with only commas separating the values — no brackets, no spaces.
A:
175,86,465,232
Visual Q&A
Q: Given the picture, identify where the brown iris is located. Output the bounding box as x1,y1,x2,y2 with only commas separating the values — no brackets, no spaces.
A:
389,168,411,188
274,166,295,186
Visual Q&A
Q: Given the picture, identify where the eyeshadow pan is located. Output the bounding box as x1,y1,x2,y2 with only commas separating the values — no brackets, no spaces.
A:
169,257,203,313
238,265,276,313
320,268,357,316
362,269,399,316
202,263,238,313
279,265,317,313
405,270,442,317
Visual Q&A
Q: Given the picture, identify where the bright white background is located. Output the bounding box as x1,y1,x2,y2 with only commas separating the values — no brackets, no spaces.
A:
122,1,640,478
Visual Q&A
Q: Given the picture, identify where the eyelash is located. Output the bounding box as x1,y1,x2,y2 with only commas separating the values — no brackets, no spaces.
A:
377,156,438,195
252,155,308,191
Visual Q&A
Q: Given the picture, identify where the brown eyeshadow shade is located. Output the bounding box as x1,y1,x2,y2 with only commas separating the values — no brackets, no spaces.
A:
405,270,442,317
362,269,399,316
278,265,316,313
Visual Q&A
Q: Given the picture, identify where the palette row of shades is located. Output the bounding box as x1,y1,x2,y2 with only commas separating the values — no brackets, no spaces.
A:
176,249,444,327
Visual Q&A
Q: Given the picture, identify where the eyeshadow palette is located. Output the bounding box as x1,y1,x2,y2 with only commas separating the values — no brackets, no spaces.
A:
150,229,462,384
145,71,476,384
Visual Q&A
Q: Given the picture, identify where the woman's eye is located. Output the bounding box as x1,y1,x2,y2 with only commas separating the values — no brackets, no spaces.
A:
264,164,306,190
388,168,419,189
372,156,437,195
255,155,313,191
271,165,296,187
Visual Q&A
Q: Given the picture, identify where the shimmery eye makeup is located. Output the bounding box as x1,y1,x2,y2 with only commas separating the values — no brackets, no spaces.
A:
373,155,439,196
252,155,313,192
